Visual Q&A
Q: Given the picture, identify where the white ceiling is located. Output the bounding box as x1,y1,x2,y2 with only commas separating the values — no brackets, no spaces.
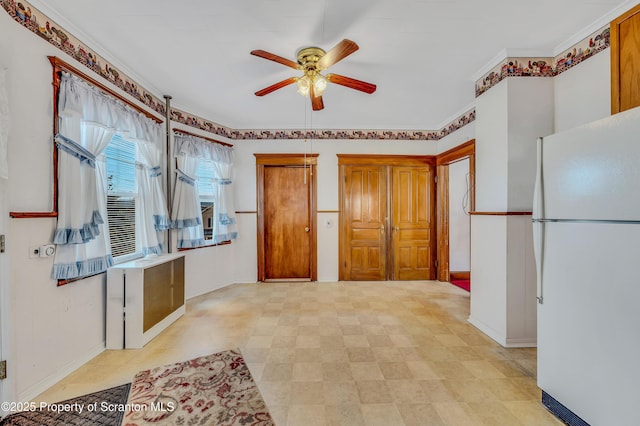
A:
30,0,631,131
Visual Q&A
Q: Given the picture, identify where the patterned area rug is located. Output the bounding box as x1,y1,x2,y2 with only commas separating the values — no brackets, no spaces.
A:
0,383,131,425
123,349,274,425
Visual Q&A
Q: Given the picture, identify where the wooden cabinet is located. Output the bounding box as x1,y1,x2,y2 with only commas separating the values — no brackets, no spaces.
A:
338,155,436,281
611,3,640,114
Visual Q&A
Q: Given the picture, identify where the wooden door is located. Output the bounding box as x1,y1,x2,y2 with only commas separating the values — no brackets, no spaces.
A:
392,166,436,280
341,165,387,280
256,154,317,282
436,164,450,282
611,3,640,114
264,166,311,279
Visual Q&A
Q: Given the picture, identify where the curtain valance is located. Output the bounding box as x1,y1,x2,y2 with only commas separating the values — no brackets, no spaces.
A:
58,73,161,143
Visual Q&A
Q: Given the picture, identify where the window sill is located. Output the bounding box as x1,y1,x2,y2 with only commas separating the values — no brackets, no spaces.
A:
178,240,231,252
57,271,104,287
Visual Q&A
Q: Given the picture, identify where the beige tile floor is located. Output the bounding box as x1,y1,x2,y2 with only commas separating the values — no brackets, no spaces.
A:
36,281,562,425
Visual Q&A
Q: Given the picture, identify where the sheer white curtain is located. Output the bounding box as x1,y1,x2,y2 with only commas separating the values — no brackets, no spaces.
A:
210,144,238,243
53,73,163,279
0,67,8,179
172,135,205,248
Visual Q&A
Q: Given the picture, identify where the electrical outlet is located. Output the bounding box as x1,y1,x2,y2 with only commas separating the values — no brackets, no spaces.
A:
29,246,40,258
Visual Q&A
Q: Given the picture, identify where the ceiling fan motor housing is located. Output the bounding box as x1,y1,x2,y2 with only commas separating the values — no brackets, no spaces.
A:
297,47,326,73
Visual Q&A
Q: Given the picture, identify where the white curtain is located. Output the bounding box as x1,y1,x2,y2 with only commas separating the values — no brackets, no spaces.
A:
134,130,170,255
0,68,8,179
172,135,205,248
53,73,163,279
210,144,238,243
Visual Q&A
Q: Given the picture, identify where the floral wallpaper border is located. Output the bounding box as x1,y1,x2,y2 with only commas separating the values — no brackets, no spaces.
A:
475,26,611,97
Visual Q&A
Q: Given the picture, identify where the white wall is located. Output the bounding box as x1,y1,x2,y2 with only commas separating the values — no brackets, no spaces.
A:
470,77,553,347
233,139,439,282
475,80,509,211
0,12,110,401
554,50,611,133
448,158,471,272
507,78,554,211
0,178,10,413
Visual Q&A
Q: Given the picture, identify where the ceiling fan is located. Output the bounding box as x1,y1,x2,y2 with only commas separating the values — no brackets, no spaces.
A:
251,39,376,111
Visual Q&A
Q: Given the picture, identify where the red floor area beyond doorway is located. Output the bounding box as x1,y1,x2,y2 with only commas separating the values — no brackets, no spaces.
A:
450,279,470,292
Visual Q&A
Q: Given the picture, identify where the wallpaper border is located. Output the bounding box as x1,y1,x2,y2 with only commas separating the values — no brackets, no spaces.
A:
475,26,611,97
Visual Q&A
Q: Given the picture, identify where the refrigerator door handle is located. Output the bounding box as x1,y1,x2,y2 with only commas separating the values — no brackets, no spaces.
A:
533,220,544,304
533,137,544,304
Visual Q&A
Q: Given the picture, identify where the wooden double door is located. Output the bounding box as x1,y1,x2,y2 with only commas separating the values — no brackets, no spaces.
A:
339,156,436,281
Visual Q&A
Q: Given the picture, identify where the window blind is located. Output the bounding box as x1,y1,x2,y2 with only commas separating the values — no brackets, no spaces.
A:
105,135,137,257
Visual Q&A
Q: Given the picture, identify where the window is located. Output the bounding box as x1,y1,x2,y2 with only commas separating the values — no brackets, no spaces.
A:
104,134,138,259
195,158,215,242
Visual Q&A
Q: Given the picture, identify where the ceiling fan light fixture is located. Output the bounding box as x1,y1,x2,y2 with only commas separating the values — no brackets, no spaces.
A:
252,39,375,110
313,74,327,96
297,75,311,97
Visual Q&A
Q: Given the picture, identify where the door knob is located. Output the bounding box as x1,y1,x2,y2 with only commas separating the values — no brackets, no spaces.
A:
305,226,310,233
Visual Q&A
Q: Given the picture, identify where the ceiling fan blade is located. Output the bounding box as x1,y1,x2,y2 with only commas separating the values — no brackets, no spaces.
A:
310,85,324,111
250,50,301,70
317,39,359,69
326,73,377,94
255,77,298,96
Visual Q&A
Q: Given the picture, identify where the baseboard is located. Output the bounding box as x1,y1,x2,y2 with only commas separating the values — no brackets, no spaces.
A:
467,316,537,348
450,271,470,280
19,342,105,402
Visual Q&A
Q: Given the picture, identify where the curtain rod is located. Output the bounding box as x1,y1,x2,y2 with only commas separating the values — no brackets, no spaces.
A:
173,128,233,147
47,56,163,124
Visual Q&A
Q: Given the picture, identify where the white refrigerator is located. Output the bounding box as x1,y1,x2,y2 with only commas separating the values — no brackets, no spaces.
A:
533,106,640,426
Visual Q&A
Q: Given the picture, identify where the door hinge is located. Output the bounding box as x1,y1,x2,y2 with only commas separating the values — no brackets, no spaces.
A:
434,175,438,184
435,259,439,268
0,360,6,380
0,234,4,253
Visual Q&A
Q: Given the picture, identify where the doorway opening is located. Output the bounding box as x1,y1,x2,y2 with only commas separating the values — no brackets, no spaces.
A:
436,140,475,290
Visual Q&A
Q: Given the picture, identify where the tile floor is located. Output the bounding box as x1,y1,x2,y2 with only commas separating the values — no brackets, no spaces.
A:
36,281,562,425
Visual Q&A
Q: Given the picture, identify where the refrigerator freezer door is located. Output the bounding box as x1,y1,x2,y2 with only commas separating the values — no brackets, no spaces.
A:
537,222,640,426
541,107,640,221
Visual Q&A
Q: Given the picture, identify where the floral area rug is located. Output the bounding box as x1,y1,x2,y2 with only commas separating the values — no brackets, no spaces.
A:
123,349,274,426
